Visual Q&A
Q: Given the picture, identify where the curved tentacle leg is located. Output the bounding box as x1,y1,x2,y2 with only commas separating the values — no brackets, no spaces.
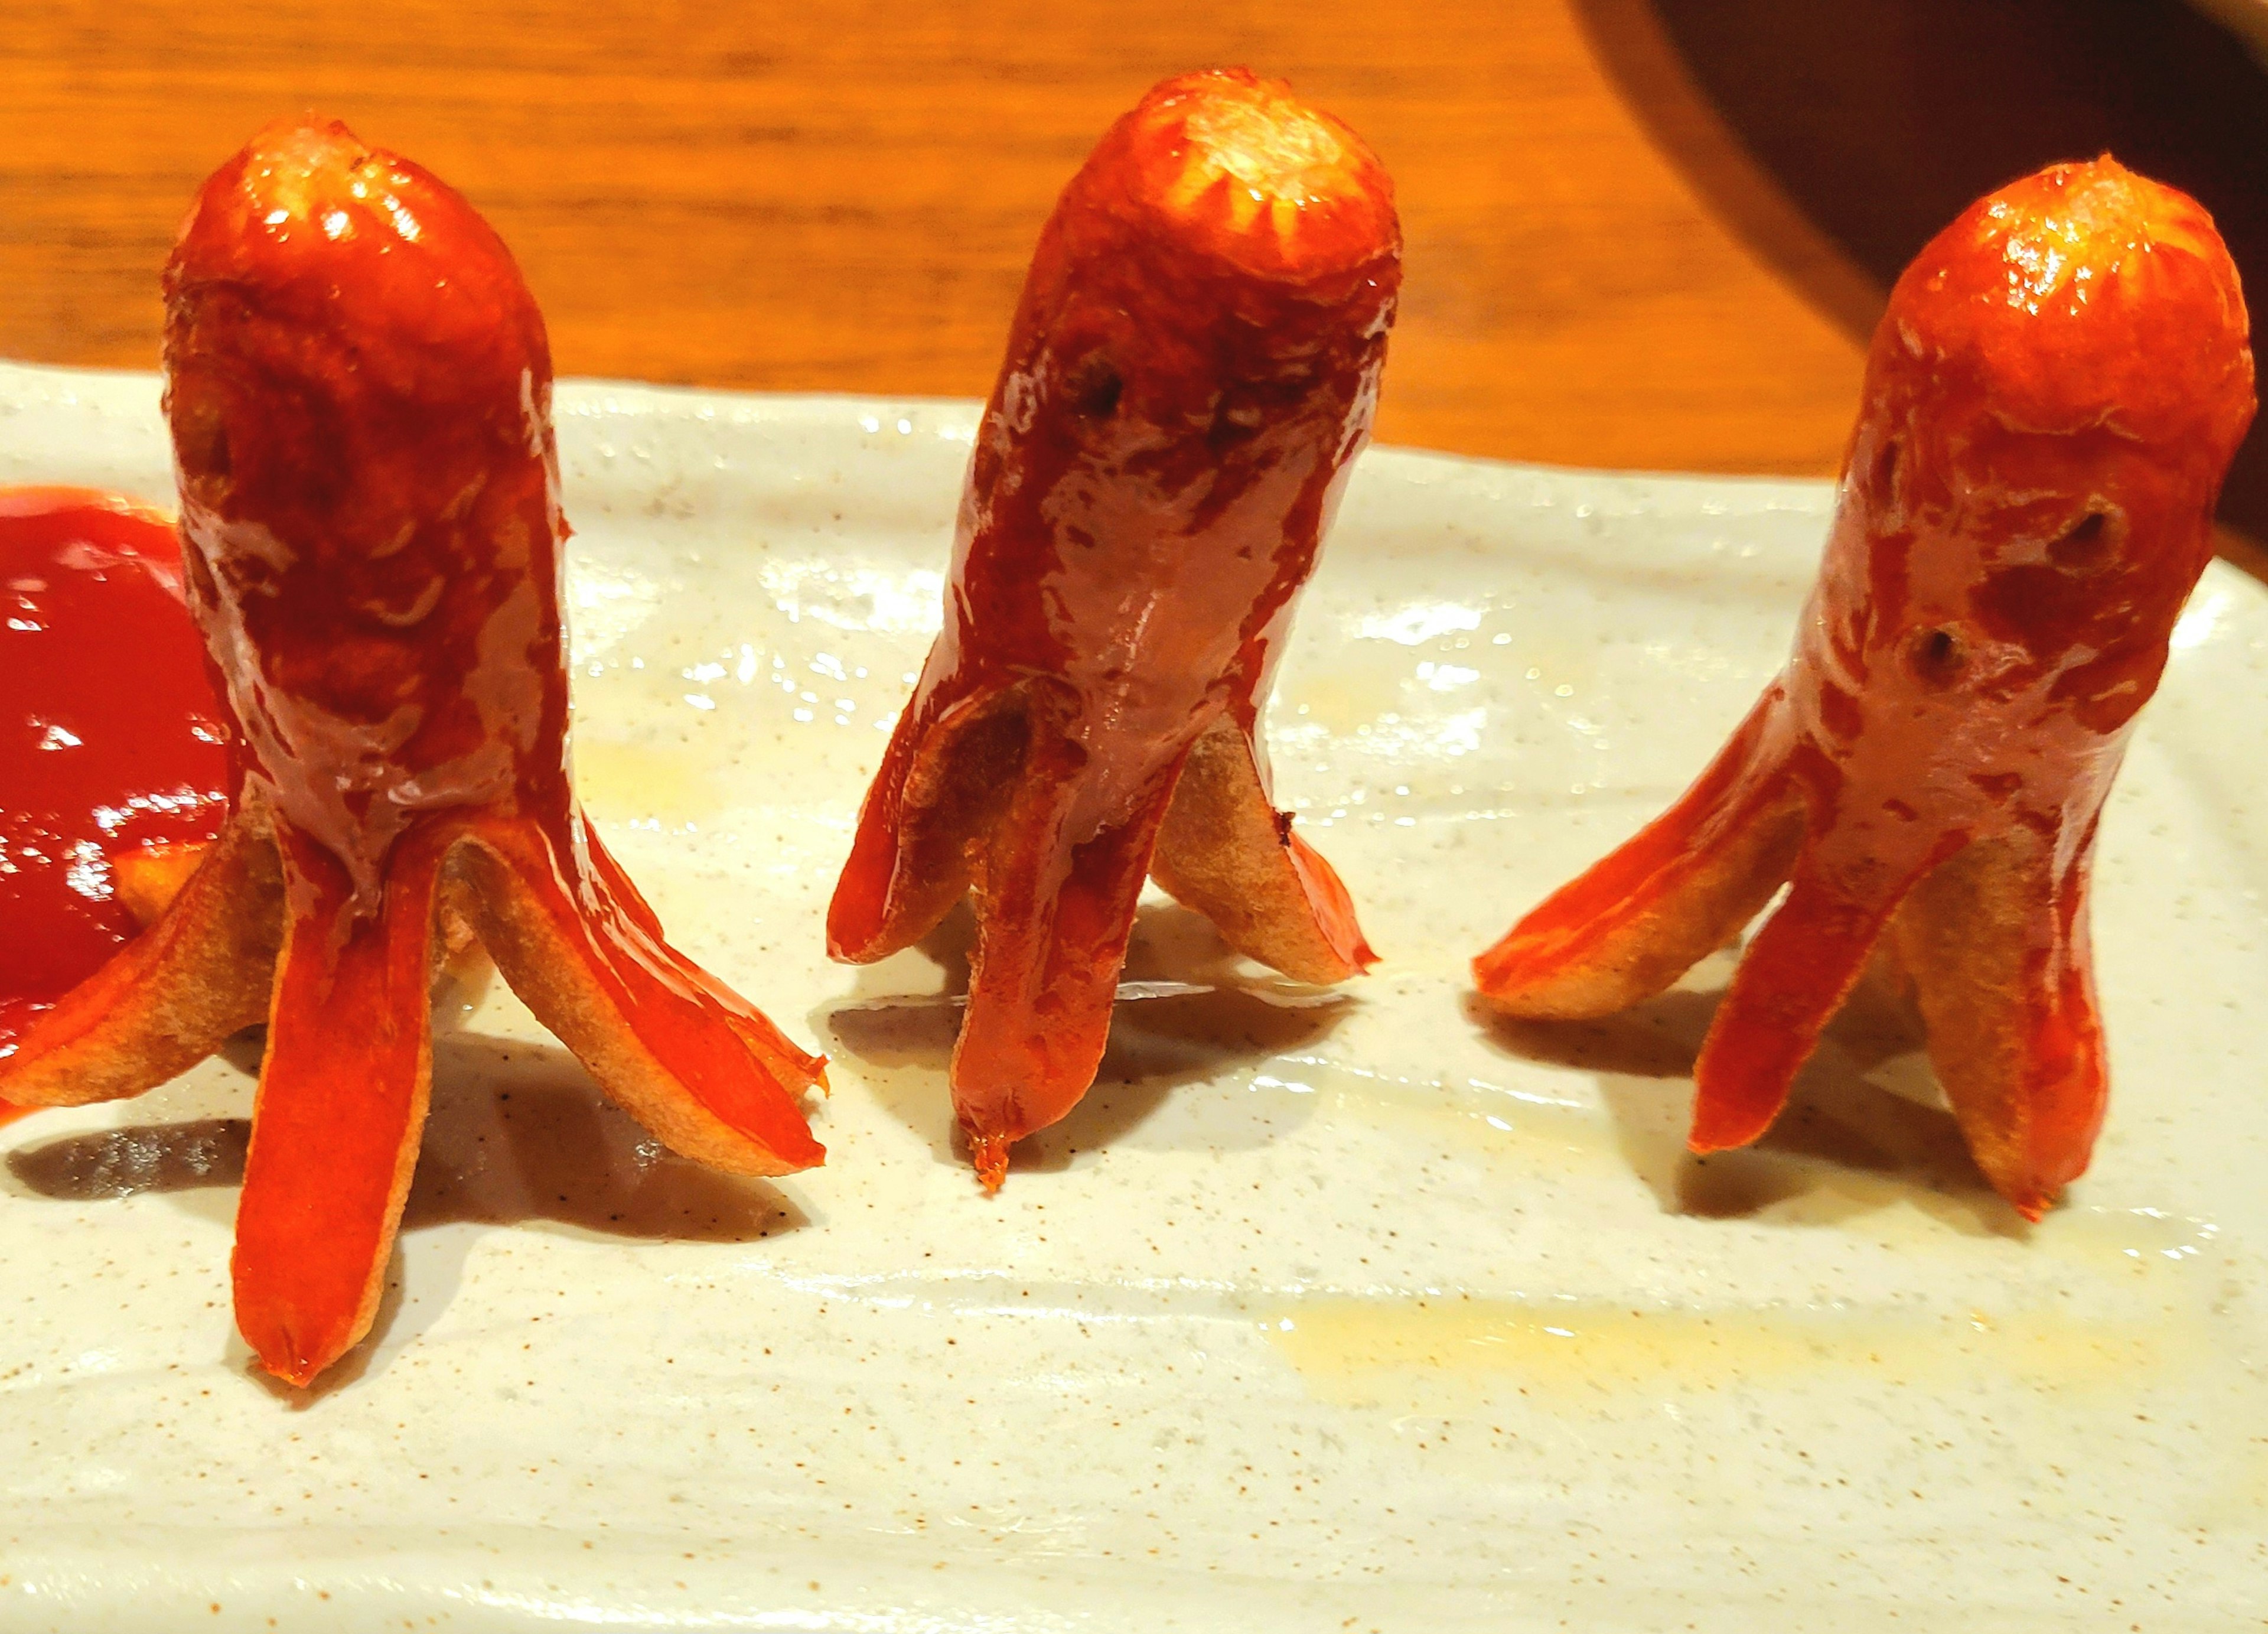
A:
1890,827,2106,1220
457,814,825,1178
829,686,1027,964
572,821,827,1089
953,732,1187,1189
232,822,445,1388
109,839,219,932
1475,693,1806,1020
1686,853,1935,1152
1150,711,1375,983
0,815,281,1108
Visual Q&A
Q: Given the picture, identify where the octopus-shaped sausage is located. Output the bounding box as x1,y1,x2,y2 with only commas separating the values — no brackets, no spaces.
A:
0,121,826,1385
828,69,1400,1189
1475,158,2254,1219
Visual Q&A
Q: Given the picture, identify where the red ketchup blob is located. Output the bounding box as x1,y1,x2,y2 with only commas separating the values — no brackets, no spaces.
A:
0,490,232,1083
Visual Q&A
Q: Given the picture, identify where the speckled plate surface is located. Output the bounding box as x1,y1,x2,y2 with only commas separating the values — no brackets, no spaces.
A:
2,359,2266,1633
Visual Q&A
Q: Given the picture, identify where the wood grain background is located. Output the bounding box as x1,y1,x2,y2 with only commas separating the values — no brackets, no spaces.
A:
2,0,2260,562
0,0,1874,478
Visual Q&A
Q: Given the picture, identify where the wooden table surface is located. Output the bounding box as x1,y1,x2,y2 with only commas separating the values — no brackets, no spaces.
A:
1,0,1878,480
6,0,2264,570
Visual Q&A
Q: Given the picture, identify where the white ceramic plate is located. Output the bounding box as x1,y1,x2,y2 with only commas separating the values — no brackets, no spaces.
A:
2,360,2265,1633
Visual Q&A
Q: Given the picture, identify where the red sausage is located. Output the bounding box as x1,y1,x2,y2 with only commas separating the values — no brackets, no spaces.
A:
1476,159,2255,1218
830,69,1400,1188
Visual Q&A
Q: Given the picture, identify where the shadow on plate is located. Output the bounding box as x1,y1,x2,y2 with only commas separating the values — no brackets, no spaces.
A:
820,899,1351,1175
1465,953,2028,1238
6,1026,807,1398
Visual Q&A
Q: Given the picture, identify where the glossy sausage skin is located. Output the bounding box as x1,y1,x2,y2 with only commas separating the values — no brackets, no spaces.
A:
829,69,1400,1187
165,122,562,897
0,121,825,1386
1476,159,2254,1219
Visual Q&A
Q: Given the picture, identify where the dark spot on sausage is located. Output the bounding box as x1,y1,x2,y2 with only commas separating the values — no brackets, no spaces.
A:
1814,676,1864,741
2015,808,2058,839
1063,354,1122,419
1908,626,1964,687
2049,507,2120,569
1869,436,1900,505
